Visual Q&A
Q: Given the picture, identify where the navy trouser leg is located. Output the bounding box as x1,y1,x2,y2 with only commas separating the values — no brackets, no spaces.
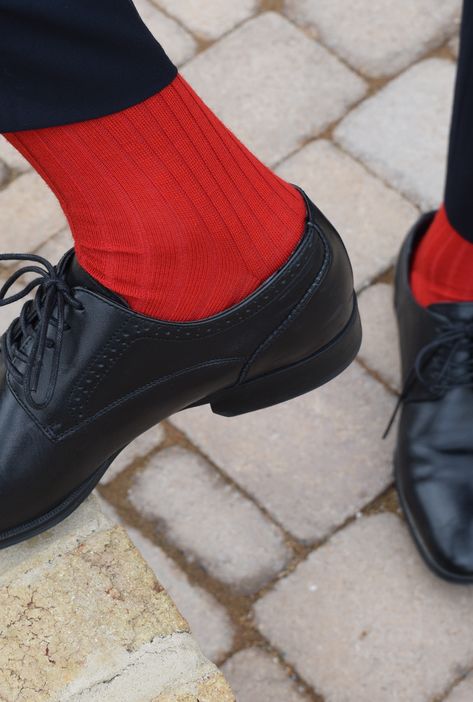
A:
444,0,473,241
0,0,176,132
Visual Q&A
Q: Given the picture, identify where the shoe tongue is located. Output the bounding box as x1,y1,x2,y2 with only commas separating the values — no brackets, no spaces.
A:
66,254,129,308
429,301,473,323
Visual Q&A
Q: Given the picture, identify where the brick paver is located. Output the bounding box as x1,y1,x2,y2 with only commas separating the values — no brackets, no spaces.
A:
255,514,473,702
358,283,400,391
285,0,461,78
183,12,366,166
445,675,473,702
154,0,258,41
223,648,309,701
0,172,65,258
129,447,292,593
134,0,197,66
335,58,456,211
172,363,395,543
0,138,30,173
124,525,235,662
100,424,165,485
277,140,418,290
1,3,468,700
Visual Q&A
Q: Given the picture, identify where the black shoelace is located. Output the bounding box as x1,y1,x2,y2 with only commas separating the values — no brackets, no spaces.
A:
384,320,473,438
0,253,82,409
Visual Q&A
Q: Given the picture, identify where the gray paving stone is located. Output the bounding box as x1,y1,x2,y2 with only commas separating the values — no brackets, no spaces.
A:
0,138,31,173
183,13,366,166
277,140,418,290
128,446,291,593
335,58,456,212
358,283,400,391
285,0,461,78
134,0,197,66
172,363,395,544
0,172,66,260
100,424,166,485
123,525,235,662
445,674,473,702
154,0,258,41
223,648,309,702
255,513,473,702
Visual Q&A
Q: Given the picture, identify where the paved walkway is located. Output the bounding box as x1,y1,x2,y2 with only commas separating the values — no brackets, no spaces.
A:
0,2,467,700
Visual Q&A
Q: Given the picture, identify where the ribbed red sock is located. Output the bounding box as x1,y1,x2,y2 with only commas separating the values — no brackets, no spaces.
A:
411,205,473,307
5,75,306,321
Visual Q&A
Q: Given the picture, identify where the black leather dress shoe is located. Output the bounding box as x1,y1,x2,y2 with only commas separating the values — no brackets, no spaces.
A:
0,189,361,548
394,213,473,582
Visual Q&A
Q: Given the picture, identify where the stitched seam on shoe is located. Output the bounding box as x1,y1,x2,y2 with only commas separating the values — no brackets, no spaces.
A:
239,225,331,384
9,357,244,443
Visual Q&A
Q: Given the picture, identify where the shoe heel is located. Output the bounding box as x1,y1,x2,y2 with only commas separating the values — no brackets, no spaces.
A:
209,296,362,417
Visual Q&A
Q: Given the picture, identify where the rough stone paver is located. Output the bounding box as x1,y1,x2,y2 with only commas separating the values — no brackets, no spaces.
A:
445,674,473,702
100,424,165,485
154,0,258,41
255,513,473,702
223,648,309,701
0,137,30,173
335,58,456,211
183,12,366,166
134,0,197,66
172,363,395,544
277,140,418,290
358,283,400,391
285,0,461,78
124,525,235,662
129,446,292,593
0,171,66,259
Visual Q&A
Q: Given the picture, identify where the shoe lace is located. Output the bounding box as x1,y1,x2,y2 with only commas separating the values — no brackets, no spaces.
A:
384,319,473,438
0,252,83,409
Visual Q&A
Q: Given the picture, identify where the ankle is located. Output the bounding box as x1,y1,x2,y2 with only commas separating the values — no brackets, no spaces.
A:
411,205,473,307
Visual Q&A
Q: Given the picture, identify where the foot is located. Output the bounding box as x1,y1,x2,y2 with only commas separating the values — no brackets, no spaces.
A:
394,213,473,582
0,190,361,548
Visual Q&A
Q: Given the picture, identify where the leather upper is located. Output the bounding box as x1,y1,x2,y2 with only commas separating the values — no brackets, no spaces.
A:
395,213,473,578
0,189,354,535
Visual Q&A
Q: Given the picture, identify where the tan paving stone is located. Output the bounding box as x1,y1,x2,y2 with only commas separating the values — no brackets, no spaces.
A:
358,283,400,391
134,0,197,66
183,13,366,166
154,0,258,41
100,424,166,485
124,525,235,662
0,496,235,702
255,513,473,702
277,140,418,290
0,137,31,173
285,0,461,78
129,446,291,593
223,648,309,701
172,363,395,544
0,172,65,258
335,58,456,211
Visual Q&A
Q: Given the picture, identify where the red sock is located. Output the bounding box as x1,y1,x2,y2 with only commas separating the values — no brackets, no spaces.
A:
411,205,473,307
5,75,305,321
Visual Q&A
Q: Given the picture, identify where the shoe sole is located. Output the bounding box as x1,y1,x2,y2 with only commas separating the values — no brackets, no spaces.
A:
394,455,473,584
0,294,361,550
